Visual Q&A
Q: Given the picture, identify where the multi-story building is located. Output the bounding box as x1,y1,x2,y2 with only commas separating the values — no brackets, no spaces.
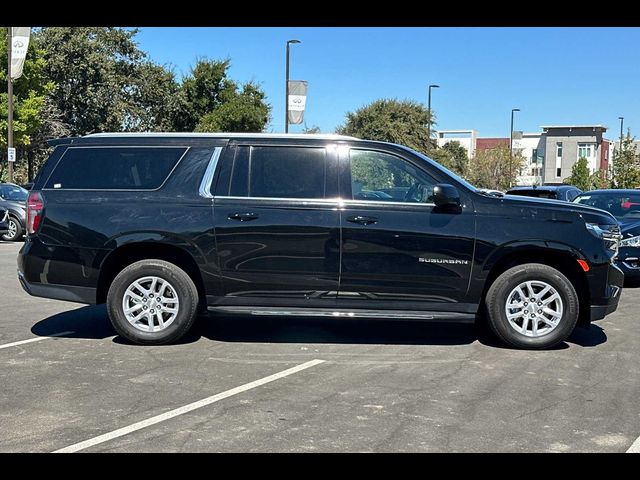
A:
435,130,478,159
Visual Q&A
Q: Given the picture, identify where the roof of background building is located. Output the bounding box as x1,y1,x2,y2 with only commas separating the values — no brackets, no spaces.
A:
541,125,607,130
476,138,509,150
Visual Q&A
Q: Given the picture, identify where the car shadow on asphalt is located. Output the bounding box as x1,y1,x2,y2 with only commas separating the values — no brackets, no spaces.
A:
30,305,608,350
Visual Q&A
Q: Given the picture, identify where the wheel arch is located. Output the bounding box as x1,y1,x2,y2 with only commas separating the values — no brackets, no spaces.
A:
96,241,206,307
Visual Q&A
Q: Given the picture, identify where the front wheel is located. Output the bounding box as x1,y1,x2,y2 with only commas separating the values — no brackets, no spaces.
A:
485,263,579,349
106,259,199,345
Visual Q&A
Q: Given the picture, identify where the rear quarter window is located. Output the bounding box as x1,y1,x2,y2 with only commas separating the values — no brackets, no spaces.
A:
44,147,187,190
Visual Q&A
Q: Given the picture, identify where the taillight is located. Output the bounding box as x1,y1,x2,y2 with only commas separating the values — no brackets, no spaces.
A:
26,191,44,235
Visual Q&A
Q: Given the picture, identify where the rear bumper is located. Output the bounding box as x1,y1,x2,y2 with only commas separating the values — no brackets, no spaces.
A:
17,270,96,304
589,262,624,321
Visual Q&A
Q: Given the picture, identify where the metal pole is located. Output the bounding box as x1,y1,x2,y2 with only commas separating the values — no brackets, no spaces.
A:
509,110,514,187
427,87,432,141
285,42,290,134
619,116,624,153
7,27,14,183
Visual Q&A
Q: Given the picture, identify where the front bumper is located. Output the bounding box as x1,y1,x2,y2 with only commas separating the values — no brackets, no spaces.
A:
590,262,624,321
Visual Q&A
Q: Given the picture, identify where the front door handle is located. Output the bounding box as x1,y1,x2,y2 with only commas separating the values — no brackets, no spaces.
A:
347,215,378,225
228,212,259,221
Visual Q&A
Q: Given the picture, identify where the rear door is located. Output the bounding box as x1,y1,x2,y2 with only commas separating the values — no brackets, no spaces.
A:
337,146,476,311
212,141,341,307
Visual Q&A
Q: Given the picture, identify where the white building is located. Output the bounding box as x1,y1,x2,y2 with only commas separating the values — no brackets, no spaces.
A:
512,133,545,186
435,130,478,159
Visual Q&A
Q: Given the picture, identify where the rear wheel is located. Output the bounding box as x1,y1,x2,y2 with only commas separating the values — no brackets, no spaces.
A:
486,263,579,349
1,216,22,241
107,259,199,345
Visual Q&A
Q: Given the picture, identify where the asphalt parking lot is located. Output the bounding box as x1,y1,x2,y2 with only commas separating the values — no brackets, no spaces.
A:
1,240,639,452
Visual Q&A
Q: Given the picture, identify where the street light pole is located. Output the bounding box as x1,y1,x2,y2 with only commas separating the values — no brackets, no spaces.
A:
285,39,301,134
509,108,520,188
427,84,439,142
7,28,14,184
619,116,625,153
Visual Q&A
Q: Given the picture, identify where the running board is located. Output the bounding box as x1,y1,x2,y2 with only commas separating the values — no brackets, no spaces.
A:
207,306,476,323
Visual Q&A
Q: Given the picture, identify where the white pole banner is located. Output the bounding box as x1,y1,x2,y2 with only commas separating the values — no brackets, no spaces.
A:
287,80,308,125
11,27,31,80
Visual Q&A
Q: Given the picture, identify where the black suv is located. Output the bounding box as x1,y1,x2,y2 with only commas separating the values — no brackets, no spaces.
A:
18,133,624,349
506,185,583,202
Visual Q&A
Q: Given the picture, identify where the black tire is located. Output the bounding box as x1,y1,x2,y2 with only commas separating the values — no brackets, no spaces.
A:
486,263,579,350
106,259,199,345
1,216,23,241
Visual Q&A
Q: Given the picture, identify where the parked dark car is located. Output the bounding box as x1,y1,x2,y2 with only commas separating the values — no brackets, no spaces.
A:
506,185,582,202
574,189,640,281
0,183,28,241
18,133,623,350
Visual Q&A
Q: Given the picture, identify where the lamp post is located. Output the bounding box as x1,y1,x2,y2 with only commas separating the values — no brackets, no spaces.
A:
509,108,520,187
619,116,625,153
285,39,301,133
427,84,440,141
7,28,14,183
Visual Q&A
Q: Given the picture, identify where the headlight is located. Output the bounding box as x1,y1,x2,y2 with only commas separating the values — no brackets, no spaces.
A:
585,223,622,252
620,235,640,247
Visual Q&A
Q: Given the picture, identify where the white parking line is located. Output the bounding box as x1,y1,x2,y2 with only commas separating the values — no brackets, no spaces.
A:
53,358,326,453
627,436,640,453
0,331,75,350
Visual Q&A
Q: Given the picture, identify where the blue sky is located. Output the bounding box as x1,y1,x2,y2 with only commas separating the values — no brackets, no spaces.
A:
136,27,640,139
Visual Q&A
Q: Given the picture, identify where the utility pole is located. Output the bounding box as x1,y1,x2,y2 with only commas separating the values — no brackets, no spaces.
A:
7,28,14,183
427,84,440,142
284,39,301,133
509,108,520,188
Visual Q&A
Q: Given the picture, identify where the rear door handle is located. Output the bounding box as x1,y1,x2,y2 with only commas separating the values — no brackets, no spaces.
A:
347,215,378,225
228,212,259,221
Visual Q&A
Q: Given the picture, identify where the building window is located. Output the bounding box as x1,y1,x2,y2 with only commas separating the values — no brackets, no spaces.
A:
555,142,562,177
556,167,562,177
577,143,595,159
556,142,563,157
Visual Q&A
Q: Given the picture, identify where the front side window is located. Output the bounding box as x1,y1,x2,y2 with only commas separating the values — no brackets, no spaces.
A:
349,149,437,203
224,146,327,199
45,147,186,190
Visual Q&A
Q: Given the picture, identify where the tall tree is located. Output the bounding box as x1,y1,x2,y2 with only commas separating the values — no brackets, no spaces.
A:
564,157,591,191
438,141,469,176
337,99,434,154
611,132,640,189
38,27,176,135
1,29,55,182
467,144,524,191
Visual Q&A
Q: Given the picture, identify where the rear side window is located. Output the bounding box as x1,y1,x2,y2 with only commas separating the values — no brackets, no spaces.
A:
224,146,327,199
45,147,187,190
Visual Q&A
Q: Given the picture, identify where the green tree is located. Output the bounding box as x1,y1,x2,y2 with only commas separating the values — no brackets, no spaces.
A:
336,99,435,154
38,27,176,135
438,141,469,176
195,81,270,133
1,29,55,182
564,157,591,191
611,132,640,189
467,144,525,191
302,124,321,134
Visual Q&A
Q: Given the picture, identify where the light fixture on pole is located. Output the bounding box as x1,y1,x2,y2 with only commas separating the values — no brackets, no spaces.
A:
285,39,301,134
509,108,520,188
427,84,440,141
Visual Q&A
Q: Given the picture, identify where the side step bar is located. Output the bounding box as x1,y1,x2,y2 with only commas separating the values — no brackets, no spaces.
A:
207,306,476,323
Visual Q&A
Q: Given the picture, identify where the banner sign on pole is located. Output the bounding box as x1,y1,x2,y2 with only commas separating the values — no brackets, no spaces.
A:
287,80,308,125
11,27,31,80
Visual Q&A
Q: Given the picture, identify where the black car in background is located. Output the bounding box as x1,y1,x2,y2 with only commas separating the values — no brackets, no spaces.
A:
18,133,623,350
574,189,640,282
0,183,28,241
0,207,9,238
506,185,583,202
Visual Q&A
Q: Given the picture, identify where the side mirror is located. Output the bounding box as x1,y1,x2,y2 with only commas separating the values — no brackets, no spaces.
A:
433,184,461,209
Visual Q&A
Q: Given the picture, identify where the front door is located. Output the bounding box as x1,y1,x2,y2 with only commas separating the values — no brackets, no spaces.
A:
212,142,341,307
338,146,476,312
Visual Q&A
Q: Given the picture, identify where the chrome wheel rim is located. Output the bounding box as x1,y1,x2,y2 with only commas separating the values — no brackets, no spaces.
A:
122,276,180,333
5,220,17,239
505,280,563,338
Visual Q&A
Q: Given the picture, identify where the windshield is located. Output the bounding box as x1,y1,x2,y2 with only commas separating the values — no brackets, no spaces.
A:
574,192,640,219
0,185,28,202
399,145,479,192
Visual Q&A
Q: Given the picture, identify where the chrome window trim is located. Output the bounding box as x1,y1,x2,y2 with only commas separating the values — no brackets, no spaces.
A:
212,195,435,207
199,147,223,199
42,145,190,192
